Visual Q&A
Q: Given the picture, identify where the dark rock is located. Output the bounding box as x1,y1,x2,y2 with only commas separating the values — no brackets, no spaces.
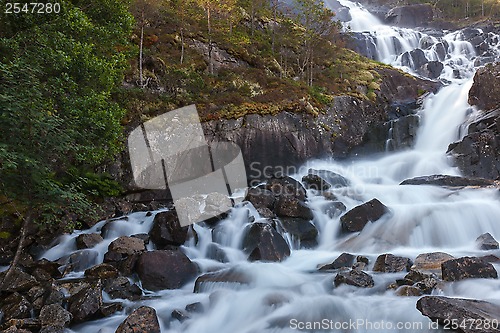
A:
257,207,275,218
414,277,439,294
242,222,290,262
302,174,331,191
25,259,61,279
27,285,47,311
343,32,378,60
477,233,499,250
0,267,38,292
68,280,103,322
116,306,160,333
84,263,120,280
417,296,500,333
136,250,198,291
131,233,150,244
400,174,494,187
267,176,306,201
307,169,350,188
245,187,276,210
104,236,145,264
185,302,204,313
2,326,33,333
468,62,500,111
401,49,428,70
75,233,103,249
385,4,434,28
386,114,420,150
334,270,374,288
279,218,318,247
149,210,188,248
396,285,422,296
194,268,251,293
322,201,347,219
275,196,313,220
0,293,32,321
99,302,123,317
340,199,389,232
319,253,356,271
418,61,443,79
413,252,454,274
63,250,99,273
442,256,498,281
373,254,412,273
103,276,142,301
171,309,190,322
206,243,229,263
39,304,72,328
3,319,40,332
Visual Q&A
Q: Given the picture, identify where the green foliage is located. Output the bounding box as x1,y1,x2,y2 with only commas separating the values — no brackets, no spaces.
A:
0,0,133,225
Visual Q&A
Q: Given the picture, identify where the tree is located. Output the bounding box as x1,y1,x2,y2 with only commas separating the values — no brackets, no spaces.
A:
194,0,224,74
131,0,163,86
0,0,133,285
292,0,339,86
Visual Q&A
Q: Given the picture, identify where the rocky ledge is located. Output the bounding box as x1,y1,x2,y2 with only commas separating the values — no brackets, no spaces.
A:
448,62,500,180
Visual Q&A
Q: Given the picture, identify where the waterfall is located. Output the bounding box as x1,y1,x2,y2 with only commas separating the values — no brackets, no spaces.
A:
42,2,500,333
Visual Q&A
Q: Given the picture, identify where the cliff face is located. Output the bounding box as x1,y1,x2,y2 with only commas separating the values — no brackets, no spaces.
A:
204,68,440,182
448,62,500,180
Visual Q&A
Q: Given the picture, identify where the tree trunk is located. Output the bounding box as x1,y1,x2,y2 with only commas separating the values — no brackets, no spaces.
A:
139,21,145,87
207,6,214,75
180,27,184,65
0,212,31,290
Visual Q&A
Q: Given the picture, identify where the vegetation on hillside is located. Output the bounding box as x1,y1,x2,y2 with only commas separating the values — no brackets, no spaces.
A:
119,0,392,123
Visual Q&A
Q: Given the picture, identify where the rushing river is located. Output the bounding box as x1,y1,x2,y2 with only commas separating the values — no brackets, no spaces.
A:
42,1,500,332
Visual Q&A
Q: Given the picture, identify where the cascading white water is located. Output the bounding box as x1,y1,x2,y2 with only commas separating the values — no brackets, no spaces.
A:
43,2,500,333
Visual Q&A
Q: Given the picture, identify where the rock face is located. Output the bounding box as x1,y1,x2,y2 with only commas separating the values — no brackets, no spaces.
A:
449,62,500,180
116,306,160,333
334,270,374,288
476,233,499,250
441,257,498,281
417,296,500,333
385,4,434,27
242,222,290,262
373,254,412,273
136,250,198,291
340,199,389,232
468,62,500,111
203,71,440,183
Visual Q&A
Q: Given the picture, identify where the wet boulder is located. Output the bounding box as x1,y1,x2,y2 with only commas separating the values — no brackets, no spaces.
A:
205,243,229,263
103,276,142,301
149,210,188,248
441,256,498,281
401,49,428,70
417,296,500,333
75,233,103,249
412,252,454,274
194,268,251,293
104,236,145,261
340,198,389,233
39,304,72,329
319,253,356,271
373,254,412,273
308,169,350,188
302,174,331,191
0,267,38,292
245,187,276,210
279,218,318,247
334,270,374,288
275,196,313,220
63,250,99,274
68,280,103,322
396,285,422,297
136,250,198,291
400,174,494,187
242,222,290,262
418,61,443,79
476,233,499,250
322,201,347,218
84,263,120,280
116,306,160,333
266,176,307,201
